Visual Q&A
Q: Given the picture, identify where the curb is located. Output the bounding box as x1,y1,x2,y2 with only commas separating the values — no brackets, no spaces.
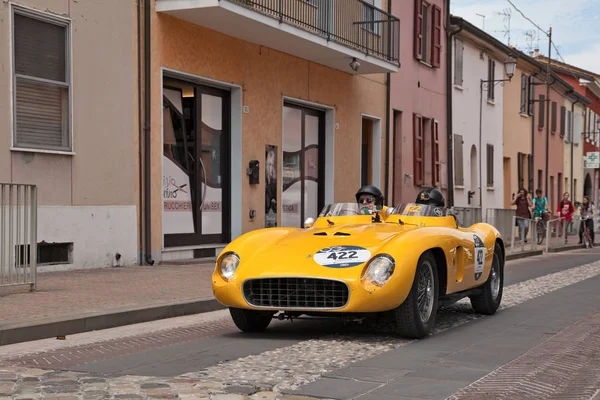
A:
506,250,544,261
0,297,226,346
546,244,586,253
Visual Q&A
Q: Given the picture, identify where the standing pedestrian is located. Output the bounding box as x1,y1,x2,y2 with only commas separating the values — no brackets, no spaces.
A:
556,192,574,243
511,188,532,243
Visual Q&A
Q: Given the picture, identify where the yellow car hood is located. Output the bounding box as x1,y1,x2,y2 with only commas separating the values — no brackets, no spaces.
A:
238,223,411,277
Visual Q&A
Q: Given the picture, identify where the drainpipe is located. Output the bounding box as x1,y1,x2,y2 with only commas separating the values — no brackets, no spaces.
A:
446,7,462,207
137,0,143,265
384,0,391,203
144,0,154,266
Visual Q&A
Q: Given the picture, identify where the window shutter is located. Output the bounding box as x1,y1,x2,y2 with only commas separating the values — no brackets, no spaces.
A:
528,76,534,115
432,119,440,186
560,106,566,138
538,94,545,129
527,154,533,192
453,134,464,186
520,74,527,114
413,114,423,186
454,38,463,86
414,0,423,60
431,5,442,68
12,11,70,151
551,101,557,133
486,144,494,186
517,152,523,189
574,113,581,144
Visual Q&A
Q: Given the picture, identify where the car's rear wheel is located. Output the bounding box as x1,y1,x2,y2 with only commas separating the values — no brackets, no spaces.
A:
229,307,274,332
470,241,504,315
393,251,439,339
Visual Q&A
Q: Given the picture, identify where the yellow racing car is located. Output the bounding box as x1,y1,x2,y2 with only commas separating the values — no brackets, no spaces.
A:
211,197,505,339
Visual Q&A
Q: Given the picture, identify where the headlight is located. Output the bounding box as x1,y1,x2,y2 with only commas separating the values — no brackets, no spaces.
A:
361,254,395,288
219,252,240,281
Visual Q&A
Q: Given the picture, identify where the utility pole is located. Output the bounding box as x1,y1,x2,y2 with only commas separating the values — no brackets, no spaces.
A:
544,27,552,202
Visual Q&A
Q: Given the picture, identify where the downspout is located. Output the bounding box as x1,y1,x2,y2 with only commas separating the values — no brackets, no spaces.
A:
384,0,391,203
144,0,154,266
137,0,143,265
446,8,462,207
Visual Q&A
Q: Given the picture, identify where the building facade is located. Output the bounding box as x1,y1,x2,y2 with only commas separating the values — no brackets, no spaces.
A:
389,0,447,206
449,16,509,217
150,0,401,263
0,1,138,271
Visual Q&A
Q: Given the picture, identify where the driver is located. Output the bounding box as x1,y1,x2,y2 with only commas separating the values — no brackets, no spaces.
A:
355,185,384,214
415,187,447,216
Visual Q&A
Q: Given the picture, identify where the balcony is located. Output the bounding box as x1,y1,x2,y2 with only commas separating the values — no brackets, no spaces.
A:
156,0,401,74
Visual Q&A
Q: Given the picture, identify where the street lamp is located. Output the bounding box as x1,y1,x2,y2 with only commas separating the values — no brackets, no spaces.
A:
478,55,518,214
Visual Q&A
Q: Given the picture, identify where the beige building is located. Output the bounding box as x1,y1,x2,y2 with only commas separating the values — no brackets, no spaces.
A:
562,98,586,204
0,1,138,271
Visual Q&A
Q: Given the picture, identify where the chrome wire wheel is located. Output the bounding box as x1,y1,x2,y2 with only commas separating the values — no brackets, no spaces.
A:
490,255,500,300
417,260,435,323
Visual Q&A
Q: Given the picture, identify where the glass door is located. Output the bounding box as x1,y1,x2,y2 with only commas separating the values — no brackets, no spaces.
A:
281,103,325,227
162,78,230,247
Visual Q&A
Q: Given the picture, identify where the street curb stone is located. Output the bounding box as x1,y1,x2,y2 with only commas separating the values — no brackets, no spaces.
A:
506,250,543,261
0,297,226,346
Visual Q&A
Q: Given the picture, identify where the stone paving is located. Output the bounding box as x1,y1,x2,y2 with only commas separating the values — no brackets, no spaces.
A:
0,367,322,399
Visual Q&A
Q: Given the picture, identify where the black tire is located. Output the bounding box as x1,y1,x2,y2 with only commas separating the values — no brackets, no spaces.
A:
393,251,439,339
229,307,274,332
470,242,504,315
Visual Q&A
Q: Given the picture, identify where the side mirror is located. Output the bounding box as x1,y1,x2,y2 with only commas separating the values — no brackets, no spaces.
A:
304,217,315,229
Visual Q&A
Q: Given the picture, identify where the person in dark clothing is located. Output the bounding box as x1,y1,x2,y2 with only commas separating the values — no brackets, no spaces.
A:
511,188,532,242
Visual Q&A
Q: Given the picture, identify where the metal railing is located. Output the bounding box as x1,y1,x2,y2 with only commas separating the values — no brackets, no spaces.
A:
228,0,401,64
1,183,37,291
509,215,539,253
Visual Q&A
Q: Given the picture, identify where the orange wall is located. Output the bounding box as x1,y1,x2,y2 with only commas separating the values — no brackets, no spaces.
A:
150,11,388,249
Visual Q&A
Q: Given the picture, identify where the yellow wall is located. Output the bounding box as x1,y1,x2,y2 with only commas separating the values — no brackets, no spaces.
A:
150,10,388,250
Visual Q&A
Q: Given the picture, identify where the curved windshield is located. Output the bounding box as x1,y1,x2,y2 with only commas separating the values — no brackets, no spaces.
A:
319,203,382,217
390,202,448,217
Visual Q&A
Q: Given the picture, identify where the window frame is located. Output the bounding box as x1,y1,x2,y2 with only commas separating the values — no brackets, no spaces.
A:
10,3,73,154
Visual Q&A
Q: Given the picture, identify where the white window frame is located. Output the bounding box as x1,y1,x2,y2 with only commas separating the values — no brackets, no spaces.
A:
10,3,74,155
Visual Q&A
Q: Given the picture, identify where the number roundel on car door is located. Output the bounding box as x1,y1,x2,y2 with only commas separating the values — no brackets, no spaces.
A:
313,246,372,268
473,234,485,281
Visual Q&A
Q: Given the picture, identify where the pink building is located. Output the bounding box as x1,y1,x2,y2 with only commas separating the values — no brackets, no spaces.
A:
389,0,448,205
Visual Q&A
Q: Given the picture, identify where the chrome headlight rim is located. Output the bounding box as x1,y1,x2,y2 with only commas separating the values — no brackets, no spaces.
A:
361,253,396,288
219,251,240,282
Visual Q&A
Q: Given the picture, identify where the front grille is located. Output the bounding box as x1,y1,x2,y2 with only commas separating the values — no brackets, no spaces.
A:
243,277,349,309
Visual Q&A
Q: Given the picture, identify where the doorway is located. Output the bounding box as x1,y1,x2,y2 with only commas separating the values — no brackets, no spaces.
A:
281,102,325,227
162,77,231,247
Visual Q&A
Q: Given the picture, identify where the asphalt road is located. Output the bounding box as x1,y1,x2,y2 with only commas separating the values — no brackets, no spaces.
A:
2,248,600,400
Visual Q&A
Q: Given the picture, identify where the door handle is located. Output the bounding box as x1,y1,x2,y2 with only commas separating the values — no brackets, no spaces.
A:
199,156,207,210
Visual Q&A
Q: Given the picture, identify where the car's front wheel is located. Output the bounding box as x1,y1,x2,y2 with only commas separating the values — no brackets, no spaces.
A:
229,307,274,332
393,251,439,339
470,241,504,314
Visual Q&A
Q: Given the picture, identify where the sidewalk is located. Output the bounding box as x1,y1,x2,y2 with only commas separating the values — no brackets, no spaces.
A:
0,263,222,346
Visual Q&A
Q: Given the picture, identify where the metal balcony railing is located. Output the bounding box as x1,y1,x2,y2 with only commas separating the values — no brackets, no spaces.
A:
227,0,401,65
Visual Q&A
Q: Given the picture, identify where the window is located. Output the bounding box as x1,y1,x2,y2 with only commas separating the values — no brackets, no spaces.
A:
432,120,440,186
528,76,534,116
519,73,527,114
538,94,545,129
551,101,557,133
486,144,494,187
453,134,464,186
413,114,424,186
574,113,581,145
487,58,496,101
362,0,381,35
537,169,542,192
566,110,572,141
414,0,441,68
517,151,524,189
560,105,566,138
11,6,71,152
527,154,533,192
454,38,464,86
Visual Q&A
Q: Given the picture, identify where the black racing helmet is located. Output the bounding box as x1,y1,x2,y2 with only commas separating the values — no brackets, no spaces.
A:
415,187,445,207
355,185,384,207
